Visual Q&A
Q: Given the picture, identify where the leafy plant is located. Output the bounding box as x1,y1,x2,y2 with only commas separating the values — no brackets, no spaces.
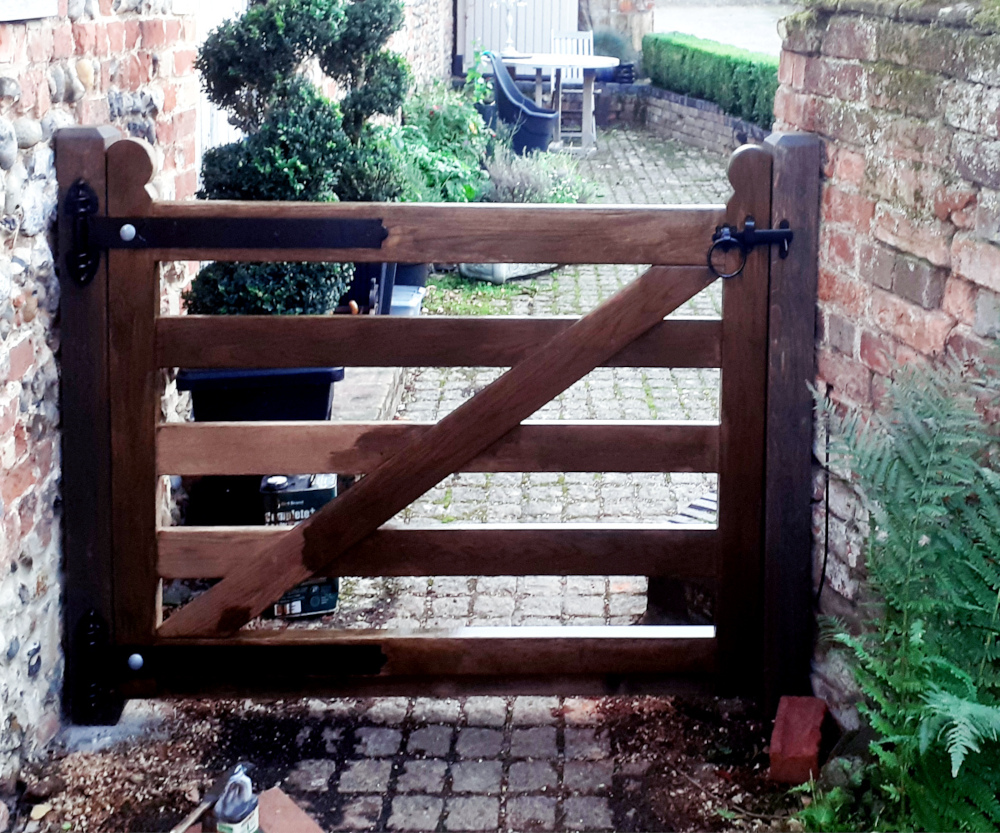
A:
394,86,490,202
802,353,1000,832
642,32,778,128
462,48,494,104
478,139,595,204
185,0,412,315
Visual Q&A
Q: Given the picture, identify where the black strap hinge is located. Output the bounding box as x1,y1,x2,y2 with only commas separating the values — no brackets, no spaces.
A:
63,178,389,288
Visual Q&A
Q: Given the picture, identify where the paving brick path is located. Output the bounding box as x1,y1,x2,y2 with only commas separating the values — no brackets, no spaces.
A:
273,695,640,832
326,128,731,633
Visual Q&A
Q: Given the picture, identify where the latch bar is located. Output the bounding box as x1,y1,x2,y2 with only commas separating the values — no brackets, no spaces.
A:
707,215,793,279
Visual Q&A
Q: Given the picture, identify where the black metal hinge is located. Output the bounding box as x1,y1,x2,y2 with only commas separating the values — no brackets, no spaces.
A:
708,215,793,279
63,178,389,287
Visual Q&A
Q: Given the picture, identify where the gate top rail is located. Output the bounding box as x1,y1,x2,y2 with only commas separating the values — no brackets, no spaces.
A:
68,138,727,266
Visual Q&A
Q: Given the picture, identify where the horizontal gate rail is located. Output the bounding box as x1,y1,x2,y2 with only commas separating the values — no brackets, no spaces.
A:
122,626,716,698
157,523,719,579
113,200,726,264
156,420,720,475
156,315,722,369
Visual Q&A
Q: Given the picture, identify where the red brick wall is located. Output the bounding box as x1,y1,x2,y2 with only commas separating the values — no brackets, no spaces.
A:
774,2,1000,725
0,0,197,786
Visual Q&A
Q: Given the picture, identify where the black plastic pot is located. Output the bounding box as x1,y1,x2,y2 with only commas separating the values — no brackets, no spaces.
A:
394,262,429,287
177,367,345,422
177,367,344,526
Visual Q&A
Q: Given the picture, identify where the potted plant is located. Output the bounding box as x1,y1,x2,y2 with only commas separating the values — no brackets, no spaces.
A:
178,0,410,529
181,0,411,411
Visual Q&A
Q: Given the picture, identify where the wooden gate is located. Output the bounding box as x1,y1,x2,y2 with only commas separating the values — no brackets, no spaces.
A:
57,128,820,722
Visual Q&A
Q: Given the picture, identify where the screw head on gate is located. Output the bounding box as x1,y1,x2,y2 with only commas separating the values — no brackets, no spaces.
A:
119,224,137,242
127,653,144,671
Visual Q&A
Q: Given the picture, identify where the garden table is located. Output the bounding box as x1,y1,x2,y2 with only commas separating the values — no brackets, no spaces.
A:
500,52,620,150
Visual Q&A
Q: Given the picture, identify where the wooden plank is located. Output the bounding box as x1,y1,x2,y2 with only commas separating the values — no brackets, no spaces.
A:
762,133,822,711
56,125,121,723
156,316,722,370
156,420,720,475
122,627,717,696
158,265,715,637
715,145,773,695
124,671,713,699
130,198,726,266
107,139,162,645
157,523,719,579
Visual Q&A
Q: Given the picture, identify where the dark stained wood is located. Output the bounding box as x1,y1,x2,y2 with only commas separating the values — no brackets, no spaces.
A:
715,145,773,695
124,672,714,699
107,139,162,644
125,627,717,696
157,523,719,579
158,265,715,638
155,316,722,369
127,200,726,265
762,133,822,711
156,420,720,475
56,126,121,721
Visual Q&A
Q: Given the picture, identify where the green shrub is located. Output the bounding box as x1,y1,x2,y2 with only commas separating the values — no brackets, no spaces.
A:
642,32,778,128
183,261,348,316
801,355,1000,832
394,86,490,202
478,140,594,204
186,0,410,315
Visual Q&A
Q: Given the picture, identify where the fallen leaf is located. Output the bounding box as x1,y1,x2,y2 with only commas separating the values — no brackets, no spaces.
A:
30,803,52,821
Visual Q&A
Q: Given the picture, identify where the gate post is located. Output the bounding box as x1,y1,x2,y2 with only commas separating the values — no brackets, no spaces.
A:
715,145,773,695
762,133,823,712
56,126,124,724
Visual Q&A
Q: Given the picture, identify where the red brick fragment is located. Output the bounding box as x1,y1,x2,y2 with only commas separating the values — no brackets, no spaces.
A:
769,696,828,784
190,788,323,833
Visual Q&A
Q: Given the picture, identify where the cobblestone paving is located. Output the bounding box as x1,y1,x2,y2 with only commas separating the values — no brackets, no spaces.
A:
270,695,648,832
325,129,731,633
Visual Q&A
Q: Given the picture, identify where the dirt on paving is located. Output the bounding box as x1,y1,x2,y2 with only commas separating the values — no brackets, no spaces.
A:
10,696,802,833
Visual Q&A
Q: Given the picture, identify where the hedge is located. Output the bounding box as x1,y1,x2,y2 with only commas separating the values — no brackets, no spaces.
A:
642,32,779,129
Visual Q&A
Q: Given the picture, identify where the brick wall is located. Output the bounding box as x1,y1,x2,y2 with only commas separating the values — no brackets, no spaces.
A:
390,0,455,85
773,1,1000,726
0,0,197,786
598,82,769,156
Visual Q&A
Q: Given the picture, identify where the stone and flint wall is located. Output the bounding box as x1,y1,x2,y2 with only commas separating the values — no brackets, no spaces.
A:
773,1,1000,725
0,0,198,786
390,0,455,85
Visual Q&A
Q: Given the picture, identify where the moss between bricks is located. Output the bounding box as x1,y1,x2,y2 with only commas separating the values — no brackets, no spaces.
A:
975,0,1000,31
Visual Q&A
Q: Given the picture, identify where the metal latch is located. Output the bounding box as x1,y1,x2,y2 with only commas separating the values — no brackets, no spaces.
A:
707,216,793,279
63,178,389,288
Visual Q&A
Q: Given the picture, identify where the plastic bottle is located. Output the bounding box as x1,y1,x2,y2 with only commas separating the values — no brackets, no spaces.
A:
213,766,259,833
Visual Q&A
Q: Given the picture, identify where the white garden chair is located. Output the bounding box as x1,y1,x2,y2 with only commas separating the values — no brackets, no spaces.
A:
550,30,595,143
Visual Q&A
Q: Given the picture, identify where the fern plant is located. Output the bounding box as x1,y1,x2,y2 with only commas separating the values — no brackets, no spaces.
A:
805,352,1000,832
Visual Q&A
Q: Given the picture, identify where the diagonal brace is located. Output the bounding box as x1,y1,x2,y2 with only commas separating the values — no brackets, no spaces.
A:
159,265,715,638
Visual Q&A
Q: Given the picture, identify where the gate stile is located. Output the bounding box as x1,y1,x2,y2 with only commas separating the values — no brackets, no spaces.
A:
57,127,820,716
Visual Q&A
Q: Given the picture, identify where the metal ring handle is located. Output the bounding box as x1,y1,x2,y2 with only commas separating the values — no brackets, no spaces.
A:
707,236,747,279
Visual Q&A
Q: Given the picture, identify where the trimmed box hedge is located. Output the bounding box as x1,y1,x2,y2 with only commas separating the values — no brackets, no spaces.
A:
642,32,779,129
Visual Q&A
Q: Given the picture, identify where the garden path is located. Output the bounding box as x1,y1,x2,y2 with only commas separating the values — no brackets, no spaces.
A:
324,128,731,634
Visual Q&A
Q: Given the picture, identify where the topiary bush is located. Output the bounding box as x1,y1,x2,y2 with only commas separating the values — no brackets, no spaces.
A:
642,32,778,128
183,0,411,316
